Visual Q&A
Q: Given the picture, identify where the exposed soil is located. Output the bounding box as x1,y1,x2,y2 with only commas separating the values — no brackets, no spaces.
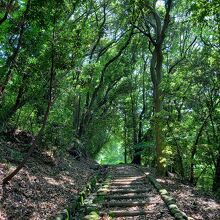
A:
156,177,220,220
0,140,99,220
144,167,220,220
0,137,219,220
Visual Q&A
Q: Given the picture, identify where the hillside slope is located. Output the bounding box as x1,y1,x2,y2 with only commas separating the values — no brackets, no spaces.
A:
0,139,98,220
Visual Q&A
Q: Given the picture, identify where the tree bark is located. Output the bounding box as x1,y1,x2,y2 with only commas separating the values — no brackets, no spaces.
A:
124,110,128,164
130,81,141,165
189,100,219,184
190,120,207,184
2,28,55,184
0,0,31,97
134,0,172,174
213,150,220,192
0,73,28,129
0,0,14,25
150,45,165,174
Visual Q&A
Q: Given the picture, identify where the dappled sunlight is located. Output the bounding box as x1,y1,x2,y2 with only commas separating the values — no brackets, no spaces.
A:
100,165,175,220
43,176,61,186
158,177,220,219
156,178,176,185
0,0,220,219
43,175,77,191
1,150,96,220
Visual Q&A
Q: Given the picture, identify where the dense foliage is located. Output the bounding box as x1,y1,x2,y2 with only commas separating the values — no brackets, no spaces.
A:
0,0,219,194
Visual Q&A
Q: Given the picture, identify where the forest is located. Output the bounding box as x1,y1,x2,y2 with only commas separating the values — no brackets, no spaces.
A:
0,0,220,219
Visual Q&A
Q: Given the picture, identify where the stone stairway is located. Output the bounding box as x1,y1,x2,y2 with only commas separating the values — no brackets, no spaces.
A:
84,165,175,220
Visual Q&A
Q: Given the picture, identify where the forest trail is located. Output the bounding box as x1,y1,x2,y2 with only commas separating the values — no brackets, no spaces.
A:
84,165,182,220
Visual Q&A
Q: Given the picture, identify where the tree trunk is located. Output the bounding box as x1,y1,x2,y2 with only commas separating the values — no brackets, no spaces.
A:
135,0,172,174
3,78,53,183
190,117,208,184
213,150,220,192
2,27,55,184
0,0,30,97
0,74,27,130
154,84,164,174
73,94,81,136
130,90,140,165
132,153,141,165
124,110,127,164
150,45,165,175
138,64,146,142
0,0,14,25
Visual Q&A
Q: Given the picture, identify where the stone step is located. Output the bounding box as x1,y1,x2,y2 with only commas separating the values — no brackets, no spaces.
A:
103,194,149,200
111,179,145,183
107,186,146,190
109,182,145,186
98,188,149,194
110,181,145,185
112,175,142,178
100,210,154,217
110,181,145,186
102,201,149,207
112,176,145,180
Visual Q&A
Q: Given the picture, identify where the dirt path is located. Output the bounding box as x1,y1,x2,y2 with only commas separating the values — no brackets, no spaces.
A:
84,165,176,219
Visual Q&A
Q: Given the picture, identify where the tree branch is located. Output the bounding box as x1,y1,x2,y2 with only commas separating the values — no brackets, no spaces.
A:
0,0,14,25
168,37,197,74
88,29,134,110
